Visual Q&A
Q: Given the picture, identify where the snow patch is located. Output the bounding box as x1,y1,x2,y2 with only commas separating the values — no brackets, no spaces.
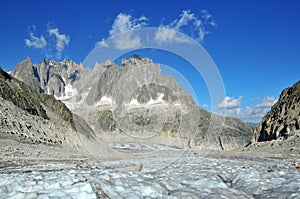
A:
56,84,78,101
63,89,90,111
96,96,114,106
127,93,181,109
147,93,166,106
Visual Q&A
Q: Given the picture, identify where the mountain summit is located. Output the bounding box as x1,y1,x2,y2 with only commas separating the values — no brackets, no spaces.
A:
11,56,254,151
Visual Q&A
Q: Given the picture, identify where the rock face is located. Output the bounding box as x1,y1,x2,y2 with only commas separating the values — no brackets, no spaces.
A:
0,67,99,158
11,57,86,98
11,56,254,150
254,81,300,142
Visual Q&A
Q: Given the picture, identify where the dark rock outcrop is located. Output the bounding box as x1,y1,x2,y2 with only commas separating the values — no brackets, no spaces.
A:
0,67,48,119
254,81,300,142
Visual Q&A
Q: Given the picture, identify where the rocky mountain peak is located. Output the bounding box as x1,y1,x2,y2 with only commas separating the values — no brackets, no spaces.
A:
41,59,49,65
11,57,86,98
9,56,255,150
62,58,68,64
25,56,32,65
121,55,153,67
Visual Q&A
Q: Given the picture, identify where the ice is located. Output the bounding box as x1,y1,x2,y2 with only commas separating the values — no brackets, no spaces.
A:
57,87,92,111
96,96,114,106
111,142,180,151
23,193,39,199
4,191,26,199
0,156,299,198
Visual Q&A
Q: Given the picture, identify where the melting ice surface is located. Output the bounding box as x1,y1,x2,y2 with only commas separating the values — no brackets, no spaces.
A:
0,155,299,199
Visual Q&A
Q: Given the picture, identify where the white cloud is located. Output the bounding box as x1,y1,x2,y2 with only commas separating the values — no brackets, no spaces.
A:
113,32,141,50
101,13,148,50
109,13,148,36
255,96,277,108
97,10,216,49
25,32,47,48
154,9,216,44
48,28,70,58
96,39,109,48
216,96,277,122
154,27,191,44
218,96,242,109
25,25,70,59
202,104,208,108
170,10,197,30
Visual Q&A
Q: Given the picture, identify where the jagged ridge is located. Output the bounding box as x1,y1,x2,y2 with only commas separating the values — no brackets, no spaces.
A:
10,56,255,150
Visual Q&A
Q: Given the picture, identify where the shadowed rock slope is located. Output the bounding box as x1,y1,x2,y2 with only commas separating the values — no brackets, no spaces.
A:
0,67,100,162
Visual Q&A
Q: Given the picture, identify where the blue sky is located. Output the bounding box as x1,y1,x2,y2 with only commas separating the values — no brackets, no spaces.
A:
0,0,299,122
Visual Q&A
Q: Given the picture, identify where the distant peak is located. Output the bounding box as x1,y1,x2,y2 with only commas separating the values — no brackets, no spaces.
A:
22,56,32,66
42,59,49,65
25,56,31,61
121,56,153,66
130,54,142,60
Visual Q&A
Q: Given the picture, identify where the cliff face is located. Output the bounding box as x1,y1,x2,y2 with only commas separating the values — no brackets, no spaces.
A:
254,81,300,142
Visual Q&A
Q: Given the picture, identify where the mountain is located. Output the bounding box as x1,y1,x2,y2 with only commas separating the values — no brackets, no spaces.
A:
11,57,86,98
254,81,300,142
11,56,254,151
0,67,107,164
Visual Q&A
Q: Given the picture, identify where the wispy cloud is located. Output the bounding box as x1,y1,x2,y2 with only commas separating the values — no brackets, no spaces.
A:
154,10,216,44
25,33,47,48
218,96,242,109
48,28,70,59
25,26,47,49
25,24,70,59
